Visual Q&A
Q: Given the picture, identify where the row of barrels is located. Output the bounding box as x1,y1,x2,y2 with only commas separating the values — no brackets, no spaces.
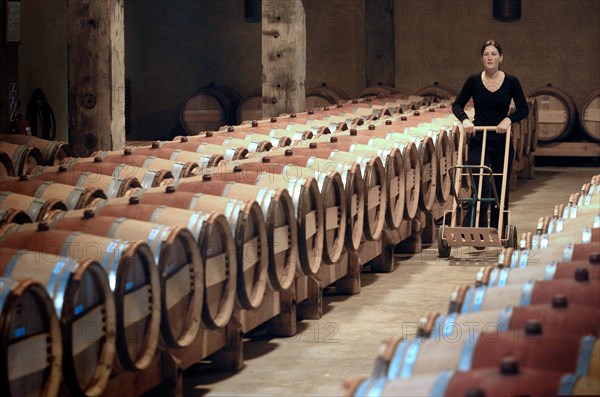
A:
181,83,353,133
529,84,600,143
181,82,600,144
0,134,70,177
181,83,396,134
342,174,600,396
0,93,534,396
0,95,428,396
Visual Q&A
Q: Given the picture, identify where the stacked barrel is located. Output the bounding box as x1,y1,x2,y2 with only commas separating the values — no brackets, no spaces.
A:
0,135,70,177
0,90,538,396
342,174,600,397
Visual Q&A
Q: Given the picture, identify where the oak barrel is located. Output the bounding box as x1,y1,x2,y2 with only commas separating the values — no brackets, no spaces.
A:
180,85,242,134
419,302,600,340
206,168,324,277
158,138,248,161
0,277,62,397
0,225,161,372
234,160,347,265
0,208,32,226
28,166,141,199
61,157,174,189
174,176,298,291
0,191,67,221
305,85,348,109
479,260,600,287
580,88,600,142
0,151,15,178
345,366,597,397
0,248,116,397
373,328,599,380
237,88,263,124
40,213,203,348
288,136,405,231
299,132,421,221
0,134,69,165
89,149,200,179
92,201,237,329
246,151,365,252
358,85,400,99
101,187,268,311
0,176,106,210
528,84,577,142
283,144,386,241
449,279,600,314
0,142,44,176
413,82,458,100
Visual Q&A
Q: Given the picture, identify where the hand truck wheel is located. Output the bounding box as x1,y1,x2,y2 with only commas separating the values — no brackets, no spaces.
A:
504,224,518,249
437,226,451,258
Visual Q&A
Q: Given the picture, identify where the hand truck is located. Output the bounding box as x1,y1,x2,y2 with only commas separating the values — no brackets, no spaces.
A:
438,125,518,258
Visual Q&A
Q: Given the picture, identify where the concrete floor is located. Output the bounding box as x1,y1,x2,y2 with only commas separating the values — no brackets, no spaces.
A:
181,166,597,396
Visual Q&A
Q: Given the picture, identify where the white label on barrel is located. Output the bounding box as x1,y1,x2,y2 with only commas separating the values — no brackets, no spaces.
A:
123,286,152,326
569,206,578,219
141,170,158,189
367,186,380,210
165,265,192,309
8,333,50,380
170,163,184,180
325,206,339,230
223,148,237,161
106,179,123,199
243,237,259,271
304,210,317,239
169,149,183,162
71,305,104,356
205,254,228,287
273,225,290,254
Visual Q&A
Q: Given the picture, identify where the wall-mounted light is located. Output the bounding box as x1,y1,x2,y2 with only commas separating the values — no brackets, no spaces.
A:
493,0,521,22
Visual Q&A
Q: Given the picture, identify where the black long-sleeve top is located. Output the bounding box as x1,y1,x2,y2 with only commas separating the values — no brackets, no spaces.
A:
452,73,529,142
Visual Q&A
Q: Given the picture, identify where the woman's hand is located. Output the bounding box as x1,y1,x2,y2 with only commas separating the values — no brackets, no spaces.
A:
462,119,475,136
497,117,512,134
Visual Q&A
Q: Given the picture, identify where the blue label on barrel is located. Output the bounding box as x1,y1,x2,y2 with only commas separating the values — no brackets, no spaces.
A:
125,281,133,291
14,327,26,338
74,304,84,315
167,263,176,275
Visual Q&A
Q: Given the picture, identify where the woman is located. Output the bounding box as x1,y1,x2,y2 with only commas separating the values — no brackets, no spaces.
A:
452,39,529,234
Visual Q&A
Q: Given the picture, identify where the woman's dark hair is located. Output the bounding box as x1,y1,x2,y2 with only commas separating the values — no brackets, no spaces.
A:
481,40,502,56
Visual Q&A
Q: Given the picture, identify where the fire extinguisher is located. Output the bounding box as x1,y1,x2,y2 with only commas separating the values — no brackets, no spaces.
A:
9,109,32,136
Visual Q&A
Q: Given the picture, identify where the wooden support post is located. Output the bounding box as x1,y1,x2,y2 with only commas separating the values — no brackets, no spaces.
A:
395,213,424,254
265,287,297,337
297,275,323,320
369,230,396,273
160,351,183,397
210,316,244,371
335,250,361,294
365,0,395,87
262,0,306,117
421,210,436,246
67,0,125,157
